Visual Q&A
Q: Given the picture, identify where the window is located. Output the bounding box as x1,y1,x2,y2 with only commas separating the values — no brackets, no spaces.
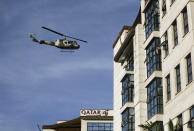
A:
186,54,193,83
162,32,169,57
145,0,160,38
121,74,134,106
188,106,194,129
149,121,163,131
145,38,161,77
177,114,183,131
191,106,194,119
124,54,134,71
172,20,178,46
122,108,135,131
182,7,189,35
87,123,113,131
147,78,163,119
162,0,166,16
175,65,181,93
166,74,171,101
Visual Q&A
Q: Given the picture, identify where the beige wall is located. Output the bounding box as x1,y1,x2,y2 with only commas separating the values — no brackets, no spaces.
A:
113,0,194,130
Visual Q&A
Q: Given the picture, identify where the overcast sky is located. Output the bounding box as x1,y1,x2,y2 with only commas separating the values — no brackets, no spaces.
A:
0,0,139,130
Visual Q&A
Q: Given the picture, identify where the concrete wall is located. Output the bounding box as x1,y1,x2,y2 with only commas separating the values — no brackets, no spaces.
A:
113,30,128,131
113,0,194,130
161,1,194,130
133,24,147,131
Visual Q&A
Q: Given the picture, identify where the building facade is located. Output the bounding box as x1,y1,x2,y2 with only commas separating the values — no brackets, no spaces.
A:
113,0,194,131
42,109,113,131
80,109,113,131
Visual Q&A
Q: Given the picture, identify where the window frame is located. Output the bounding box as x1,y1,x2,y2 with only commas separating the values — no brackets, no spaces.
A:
87,123,113,131
186,54,193,84
125,53,134,71
121,108,135,131
175,65,181,93
177,114,183,131
121,74,134,106
182,7,189,35
172,20,178,46
191,106,194,120
145,38,161,77
163,31,169,57
166,74,171,101
147,78,163,119
144,0,160,39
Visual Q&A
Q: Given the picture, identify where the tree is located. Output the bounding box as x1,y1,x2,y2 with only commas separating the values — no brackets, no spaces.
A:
138,121,154,131
139,121,163,131
168,119,181,131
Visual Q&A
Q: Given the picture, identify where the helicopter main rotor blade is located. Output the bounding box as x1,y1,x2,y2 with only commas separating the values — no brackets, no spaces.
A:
42,26,64,37
41,26,88,43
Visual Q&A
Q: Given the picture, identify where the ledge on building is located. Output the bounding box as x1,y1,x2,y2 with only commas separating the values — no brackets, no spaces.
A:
112,25,132,49
80,116,113,121
42,117,81,129
114,28,135,63
113,8,141,63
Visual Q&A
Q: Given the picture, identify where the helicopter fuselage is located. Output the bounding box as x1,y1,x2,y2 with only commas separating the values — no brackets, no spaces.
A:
55,39,80,49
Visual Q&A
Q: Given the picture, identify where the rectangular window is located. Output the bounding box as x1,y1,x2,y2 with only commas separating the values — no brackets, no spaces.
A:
182,7,189,35
125,53,134,71
145,38,161,77
188,106,194,130
163,32,169,56
121,74,134,106
87,123,113,131
191,106,194,119
162,0,166,16
186,54,193,83
145,0,160,38
175,65,181,93
122,108,135,131
177,114,183,131
166,74,171,101
147,78,163,119
173,20,178,46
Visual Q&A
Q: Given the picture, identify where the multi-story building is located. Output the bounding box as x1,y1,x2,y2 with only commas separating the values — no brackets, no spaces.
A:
42,109,113,131
113,0,194,131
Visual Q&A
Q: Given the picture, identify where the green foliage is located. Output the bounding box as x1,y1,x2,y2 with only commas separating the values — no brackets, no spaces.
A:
138,121,154,131
168,119,181,131
139,121,163,131
168,119,174,131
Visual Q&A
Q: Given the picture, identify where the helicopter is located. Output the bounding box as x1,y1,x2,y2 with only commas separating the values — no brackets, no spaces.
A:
29,26,87,51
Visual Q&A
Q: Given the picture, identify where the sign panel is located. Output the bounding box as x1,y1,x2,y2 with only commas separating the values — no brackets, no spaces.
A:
80,109,110,117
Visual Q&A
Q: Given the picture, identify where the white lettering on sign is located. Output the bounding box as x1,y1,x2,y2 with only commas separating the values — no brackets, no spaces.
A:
80,110,109,116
